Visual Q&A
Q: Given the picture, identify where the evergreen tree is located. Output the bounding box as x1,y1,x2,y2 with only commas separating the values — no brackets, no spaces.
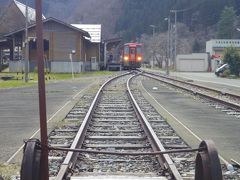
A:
223,47,240,76
217,6,236,39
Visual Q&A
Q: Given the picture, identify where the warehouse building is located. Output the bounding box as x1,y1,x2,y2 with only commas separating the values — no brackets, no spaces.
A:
4,17,93,73
0,0,102,73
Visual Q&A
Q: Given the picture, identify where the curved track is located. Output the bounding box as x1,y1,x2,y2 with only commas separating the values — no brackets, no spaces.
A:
48,72,192,180
45,71,236,180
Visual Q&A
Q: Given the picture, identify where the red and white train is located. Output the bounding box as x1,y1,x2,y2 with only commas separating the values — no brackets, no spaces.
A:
122,43,143,69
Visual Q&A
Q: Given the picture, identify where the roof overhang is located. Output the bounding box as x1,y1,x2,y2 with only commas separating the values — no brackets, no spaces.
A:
4,17,90,38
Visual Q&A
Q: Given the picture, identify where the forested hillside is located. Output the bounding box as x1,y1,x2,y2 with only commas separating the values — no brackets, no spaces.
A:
115,0,240,40
0,0,122,39
1,0,240,40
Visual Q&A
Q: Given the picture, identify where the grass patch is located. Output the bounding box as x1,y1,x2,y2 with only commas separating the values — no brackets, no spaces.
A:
0,80,36,88
52,71,114,79
0,164,20,180
0,71,115,88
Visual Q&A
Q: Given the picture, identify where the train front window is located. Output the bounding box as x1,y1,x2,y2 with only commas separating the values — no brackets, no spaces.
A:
130,48,135,54
137,47,141,54
124,46,129,54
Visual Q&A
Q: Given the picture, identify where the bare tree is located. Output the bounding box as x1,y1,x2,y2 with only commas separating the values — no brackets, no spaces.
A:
141,33,168,69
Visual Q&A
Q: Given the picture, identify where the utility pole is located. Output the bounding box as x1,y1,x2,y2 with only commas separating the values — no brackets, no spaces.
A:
24,0,29,82
36,0,49,179
170,10,177,70
170,6,198,70
165,17,170,75
150,25,156,68
174,11,177,70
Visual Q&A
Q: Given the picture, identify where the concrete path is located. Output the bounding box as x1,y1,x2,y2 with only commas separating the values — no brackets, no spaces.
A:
142,68,240,94
0,77,101,163
172,72,240,93
141,76,240,163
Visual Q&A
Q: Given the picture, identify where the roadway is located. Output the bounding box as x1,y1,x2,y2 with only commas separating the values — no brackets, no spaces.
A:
0,77,103,163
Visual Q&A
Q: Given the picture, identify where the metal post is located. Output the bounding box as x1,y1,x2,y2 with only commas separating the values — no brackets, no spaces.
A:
174,11,177,70
104,42,107,69
167,17,170,75
25,0,29,82
150,25,156,69
0,48,2,72
98,43,100,70
35,0,49,179
69,53,74,80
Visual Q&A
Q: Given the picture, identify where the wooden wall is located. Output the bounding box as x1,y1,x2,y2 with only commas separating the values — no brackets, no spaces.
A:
27,20,87,62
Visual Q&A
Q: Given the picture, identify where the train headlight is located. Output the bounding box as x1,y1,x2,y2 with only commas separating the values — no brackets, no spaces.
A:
124,56,129,61
137,56,142,61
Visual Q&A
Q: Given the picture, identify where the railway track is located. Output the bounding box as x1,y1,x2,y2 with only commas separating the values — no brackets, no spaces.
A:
21,71,225,180
141,70,240,116
49,72,184,179
130,79,196,179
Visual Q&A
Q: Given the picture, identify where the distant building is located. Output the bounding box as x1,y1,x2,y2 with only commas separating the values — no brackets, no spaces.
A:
206,39,240,71
176,53,209,72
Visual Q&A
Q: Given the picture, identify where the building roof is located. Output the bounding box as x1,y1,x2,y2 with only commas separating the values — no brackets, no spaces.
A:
104,37,122,44
71,24,101,43
14,0,46,22
4,17,90,38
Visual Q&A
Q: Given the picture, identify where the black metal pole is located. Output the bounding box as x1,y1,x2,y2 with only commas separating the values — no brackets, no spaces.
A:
35,0,49,179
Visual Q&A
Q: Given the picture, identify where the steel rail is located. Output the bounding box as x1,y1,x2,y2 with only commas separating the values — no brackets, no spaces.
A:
143,70,240,99
142,73,240,111
127,73,183,180
49,146,203,155
55,72,131,180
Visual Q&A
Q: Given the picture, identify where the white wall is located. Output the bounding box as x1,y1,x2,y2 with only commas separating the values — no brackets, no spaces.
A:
9,60,24,72
51,61,84,73
176,53,209,72
9,61,99,73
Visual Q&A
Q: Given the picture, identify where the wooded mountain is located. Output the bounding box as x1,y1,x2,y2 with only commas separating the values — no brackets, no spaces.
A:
115,0,240,40
1,0,240,40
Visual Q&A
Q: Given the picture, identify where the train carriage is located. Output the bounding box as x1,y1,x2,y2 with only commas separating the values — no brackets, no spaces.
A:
122,43,143,69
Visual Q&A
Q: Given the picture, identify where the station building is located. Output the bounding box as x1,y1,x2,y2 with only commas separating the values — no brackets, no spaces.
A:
206,39,240,71
0,0,101,73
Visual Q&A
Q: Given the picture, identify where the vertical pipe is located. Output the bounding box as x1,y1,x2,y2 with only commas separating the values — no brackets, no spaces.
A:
0,48,2,72
70,53,74,79
98,43,100,70
167,17,170,75
174,11,177,70
25,0,29,82
104,42,107,68
35,0,49,179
